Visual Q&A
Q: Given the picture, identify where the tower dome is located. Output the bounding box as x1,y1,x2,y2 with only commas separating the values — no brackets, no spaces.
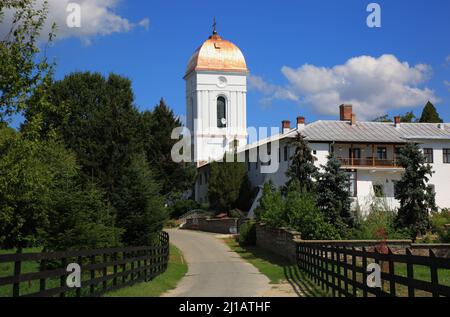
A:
185,33,248,78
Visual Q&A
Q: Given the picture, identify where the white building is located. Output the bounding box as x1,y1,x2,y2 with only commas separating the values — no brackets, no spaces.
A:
186,29,450,213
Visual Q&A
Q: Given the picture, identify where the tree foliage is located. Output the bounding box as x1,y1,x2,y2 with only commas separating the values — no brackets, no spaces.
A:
0,127,120,250
140,99,196,199
419,101,443,123
255,181,286,227
208,155,252,212
285,133,317,192
256,180,340,240
25,72,142,195
395,143,437,239
114,154,168,246
315,153,354,235
0,0,54,122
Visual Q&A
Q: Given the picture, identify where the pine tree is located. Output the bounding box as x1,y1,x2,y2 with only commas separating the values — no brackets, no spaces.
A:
141,99,196,199
315,153,354,235
114,154,168,246
395,143,437,240
419,101,443,123
285,133,317,192
208,154,251,212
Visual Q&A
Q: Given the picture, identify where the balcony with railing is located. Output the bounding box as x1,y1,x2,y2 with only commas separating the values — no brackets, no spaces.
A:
334,143,404,169
337,157,400,168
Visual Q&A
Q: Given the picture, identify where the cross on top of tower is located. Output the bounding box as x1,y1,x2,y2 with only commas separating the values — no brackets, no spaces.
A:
212,17,217,35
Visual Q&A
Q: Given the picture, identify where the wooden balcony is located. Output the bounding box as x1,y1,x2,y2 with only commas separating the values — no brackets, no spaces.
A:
337,157,401,168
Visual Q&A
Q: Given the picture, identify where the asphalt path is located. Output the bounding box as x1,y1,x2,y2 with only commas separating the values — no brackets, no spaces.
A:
163,229,271,297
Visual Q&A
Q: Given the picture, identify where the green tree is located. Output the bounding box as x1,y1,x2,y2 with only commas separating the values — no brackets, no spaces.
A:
140,99,196,199
0,126,120,250
114,154,168,246
372,114,392,122
0,0,55,122
41,182,122,251
208,155,252,212
395,143,437,240
285,181,340,240
400,111,416,123
255,181,286,227
25,72,142,199
285,133,317,192
315,153,354,235
372,112,416,123
419,101,443,123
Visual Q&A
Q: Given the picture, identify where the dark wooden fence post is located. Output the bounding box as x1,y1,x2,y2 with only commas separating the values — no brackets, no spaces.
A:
351,247,357,297
362,247,368,297
39,258,46,294
102,253,108,291
388,248,396,297
429,249,439,298
113,252,118,287
60,257,67,297
406,248,415,297
77,255,82,297
90,255,95,296
12,248,22,297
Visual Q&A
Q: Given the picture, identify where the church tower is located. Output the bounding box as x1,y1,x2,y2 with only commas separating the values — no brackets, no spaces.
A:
184,22,248,165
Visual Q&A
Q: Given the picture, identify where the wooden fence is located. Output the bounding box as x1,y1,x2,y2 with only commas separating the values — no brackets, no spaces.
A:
0,231,169,297
297,242,450,297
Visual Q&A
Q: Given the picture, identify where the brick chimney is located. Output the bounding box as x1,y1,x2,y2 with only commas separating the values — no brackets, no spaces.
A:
282,120,291,134
297,116,305,129
394,116,401,128
351,113,357,126
339,104,353,121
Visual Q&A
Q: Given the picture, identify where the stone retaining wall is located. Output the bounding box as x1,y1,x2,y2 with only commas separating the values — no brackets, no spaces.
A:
255,224,301,263
183,217,239,234
255,223,450,262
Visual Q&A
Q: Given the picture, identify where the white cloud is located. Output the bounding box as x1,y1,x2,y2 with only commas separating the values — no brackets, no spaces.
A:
445,80,450,91
250,54,438,119
1,0,149,44
248,74,299,107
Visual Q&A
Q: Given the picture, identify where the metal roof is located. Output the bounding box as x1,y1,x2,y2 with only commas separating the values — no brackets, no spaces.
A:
302,121,450,143
238,121,450,153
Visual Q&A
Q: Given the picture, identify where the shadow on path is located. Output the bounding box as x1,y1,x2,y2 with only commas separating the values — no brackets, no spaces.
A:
229,241,329,297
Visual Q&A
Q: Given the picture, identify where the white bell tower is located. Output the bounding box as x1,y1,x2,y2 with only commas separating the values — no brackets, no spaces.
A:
184,25,248,165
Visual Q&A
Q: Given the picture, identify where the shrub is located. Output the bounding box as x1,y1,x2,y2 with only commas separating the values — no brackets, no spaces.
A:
350,203,411,240
431,209,450,243
169,199,200,219
238,221,256,246
285,183,340,240
229,209,246,219
255,182,286,228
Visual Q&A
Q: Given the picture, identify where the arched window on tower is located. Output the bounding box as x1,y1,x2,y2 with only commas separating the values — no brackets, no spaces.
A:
217,96,226,128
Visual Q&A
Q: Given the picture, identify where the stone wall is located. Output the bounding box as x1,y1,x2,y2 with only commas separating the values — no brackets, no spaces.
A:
255,223,450,262
183,217,239,234
410,244,450,258
255,224,301,263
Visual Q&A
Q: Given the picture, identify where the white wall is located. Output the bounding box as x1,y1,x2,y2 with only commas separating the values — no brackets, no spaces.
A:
186,71,248,164
418,141,450,209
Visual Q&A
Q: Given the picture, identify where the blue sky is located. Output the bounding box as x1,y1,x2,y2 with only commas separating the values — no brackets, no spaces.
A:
7,0,450,129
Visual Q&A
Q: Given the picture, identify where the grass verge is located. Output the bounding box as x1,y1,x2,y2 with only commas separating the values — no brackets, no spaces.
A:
224,238,329,297
104,243,187,297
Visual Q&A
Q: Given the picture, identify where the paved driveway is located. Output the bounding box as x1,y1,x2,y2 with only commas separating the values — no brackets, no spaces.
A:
163,229,271,297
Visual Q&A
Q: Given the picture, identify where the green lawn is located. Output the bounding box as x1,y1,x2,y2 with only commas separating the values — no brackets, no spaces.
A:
224,238,329,297
104,244,187,297
1,244,187,297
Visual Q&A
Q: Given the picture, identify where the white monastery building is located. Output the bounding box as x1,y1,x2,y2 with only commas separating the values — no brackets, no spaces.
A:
185,28,450,214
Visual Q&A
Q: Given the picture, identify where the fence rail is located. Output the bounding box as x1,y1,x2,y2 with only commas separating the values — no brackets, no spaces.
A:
297,242,450,297
0,231,169,297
